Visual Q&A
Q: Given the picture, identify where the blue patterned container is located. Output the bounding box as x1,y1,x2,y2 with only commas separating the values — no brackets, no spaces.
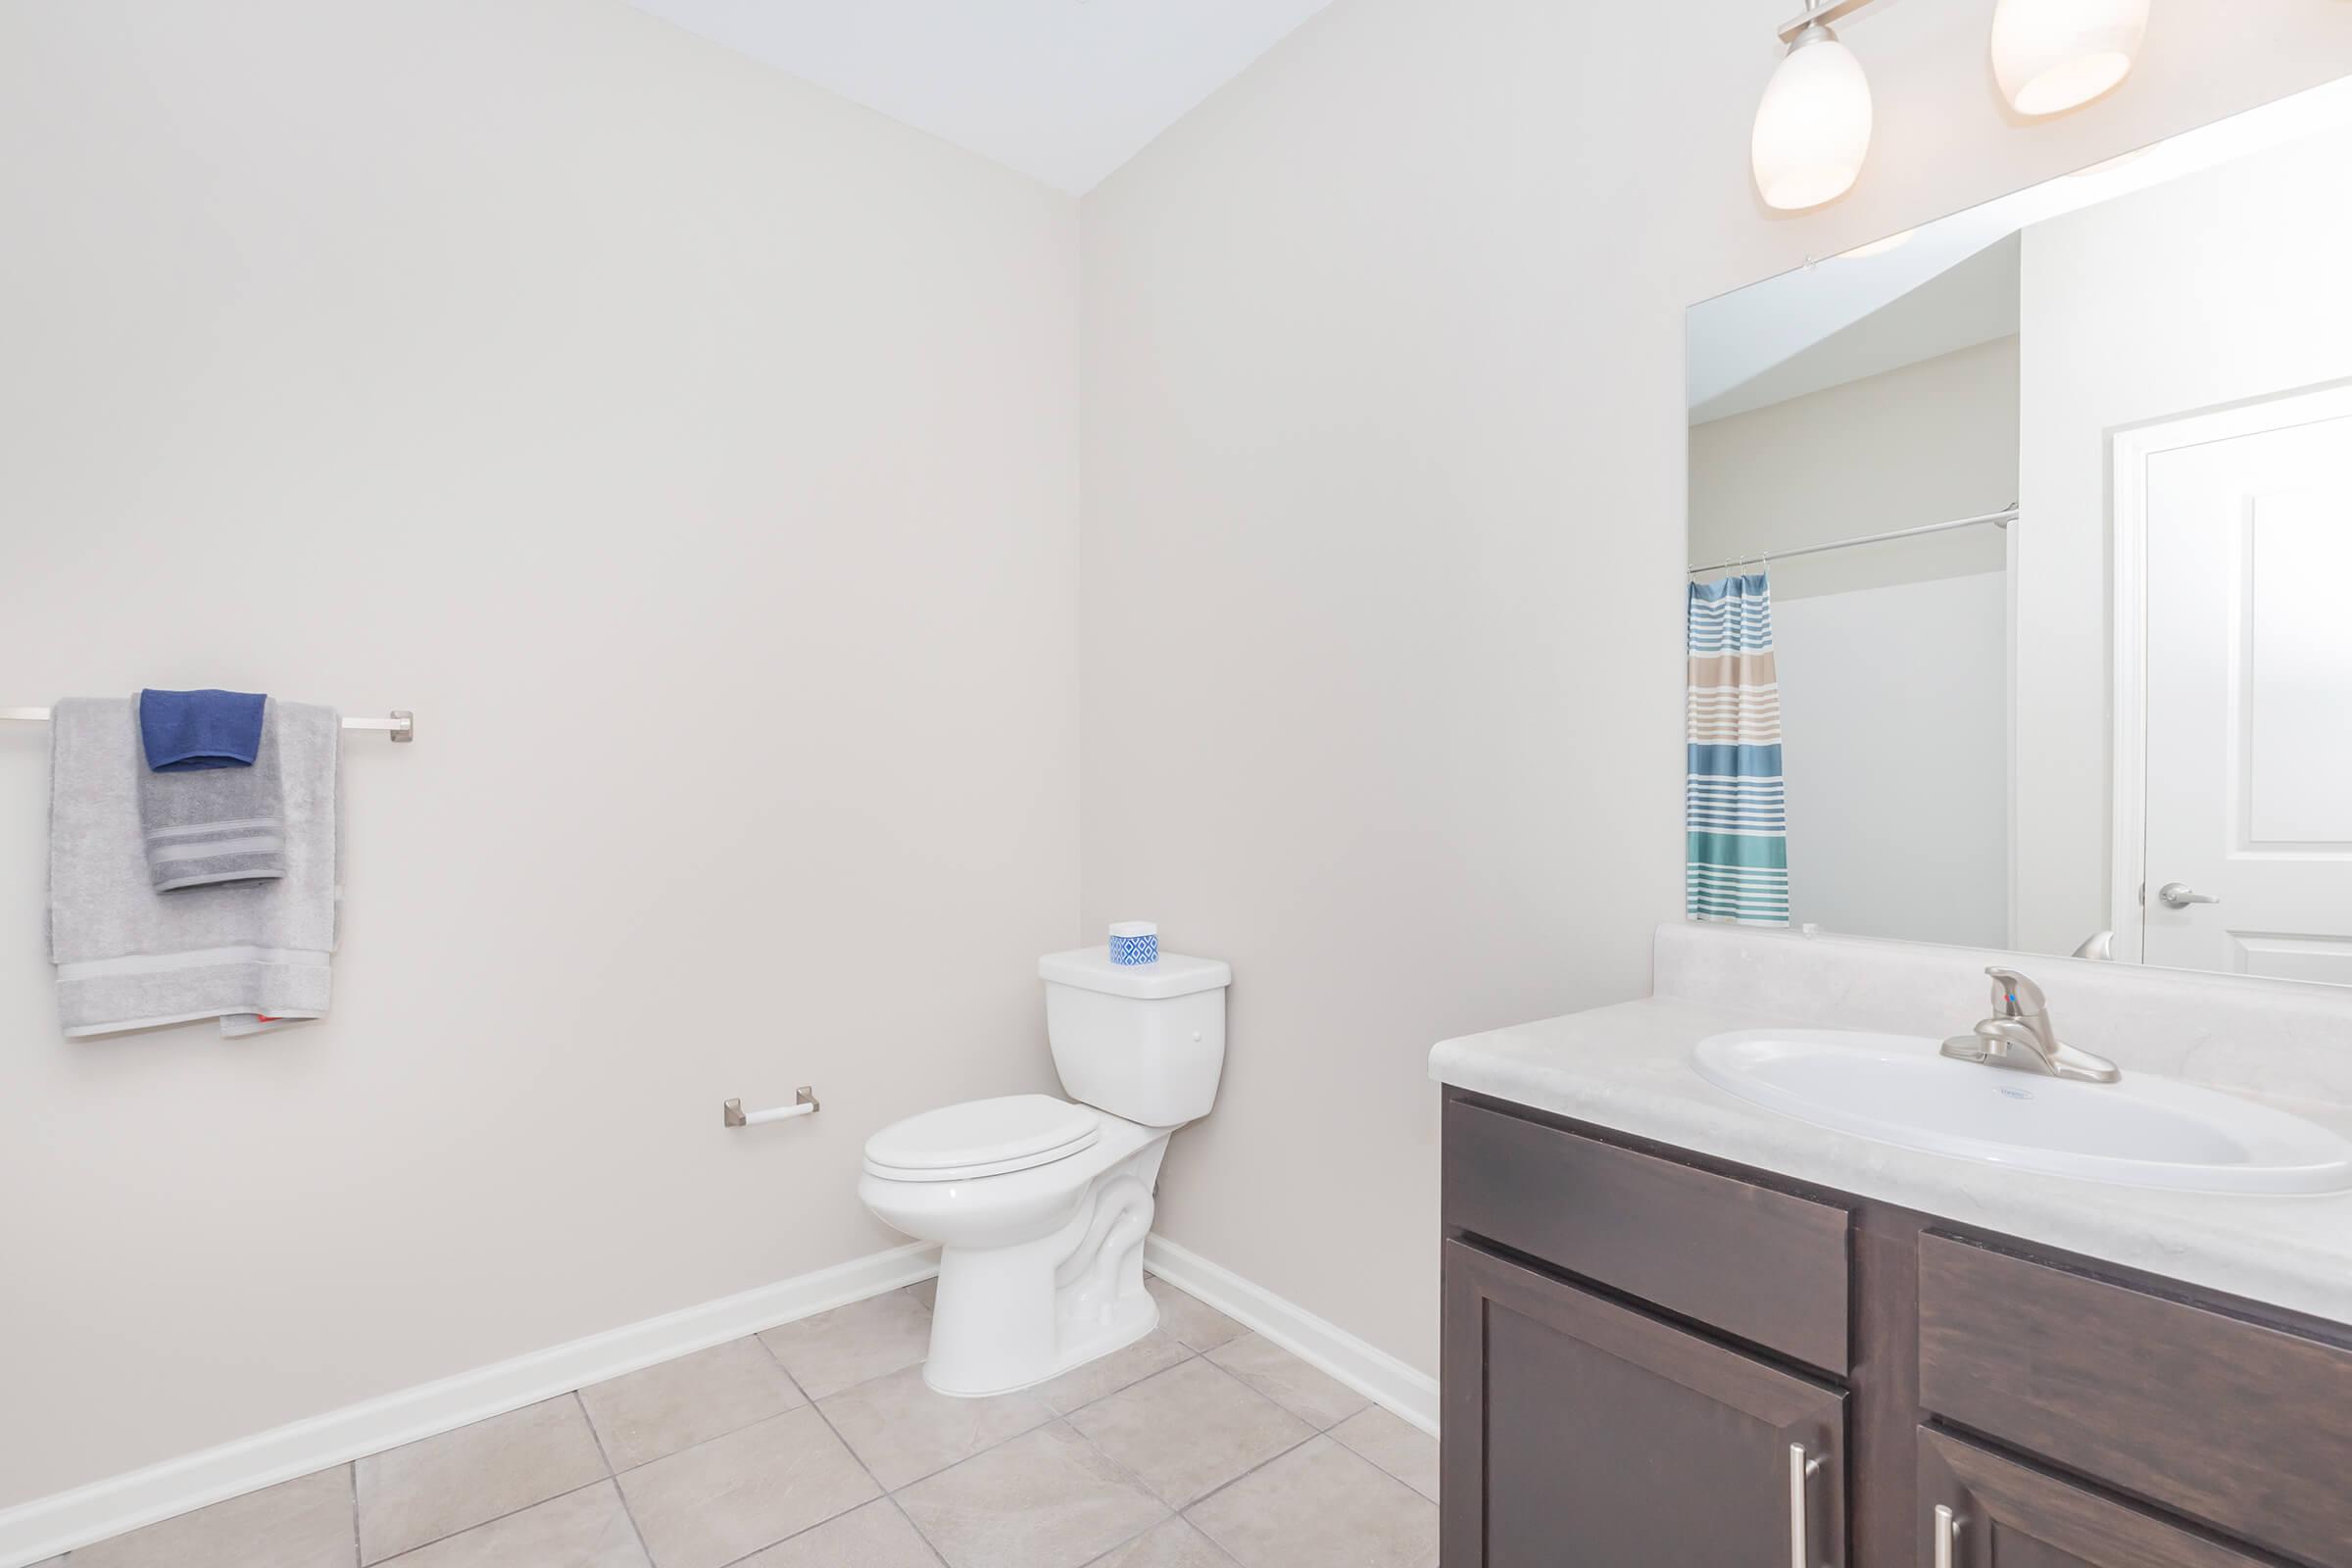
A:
1107,922,1158,966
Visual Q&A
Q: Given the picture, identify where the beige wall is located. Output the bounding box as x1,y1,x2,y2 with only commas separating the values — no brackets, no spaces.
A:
2015,122,2352,956
0,0,1078,1507
1689,337,2018,600
1078,0,2352,1376
1773,574,2010,948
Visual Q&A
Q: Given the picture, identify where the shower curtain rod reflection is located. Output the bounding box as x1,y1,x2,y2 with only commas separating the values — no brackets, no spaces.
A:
1688,504,2016,576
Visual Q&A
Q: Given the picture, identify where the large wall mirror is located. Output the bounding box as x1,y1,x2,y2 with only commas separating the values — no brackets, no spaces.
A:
1683,77,2352,987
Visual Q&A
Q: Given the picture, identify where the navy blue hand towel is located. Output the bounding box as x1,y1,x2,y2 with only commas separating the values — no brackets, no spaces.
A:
138,688,268,772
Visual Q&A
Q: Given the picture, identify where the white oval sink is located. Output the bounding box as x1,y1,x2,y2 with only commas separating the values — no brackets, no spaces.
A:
1693,1029,2352,1195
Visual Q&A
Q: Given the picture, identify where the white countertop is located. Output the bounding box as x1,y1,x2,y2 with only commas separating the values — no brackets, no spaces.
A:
1430,991,2352,1327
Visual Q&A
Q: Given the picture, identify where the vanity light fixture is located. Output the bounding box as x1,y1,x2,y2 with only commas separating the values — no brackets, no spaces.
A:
1751,9,1875,211
1989,0,2149,116
1754,0,2153,211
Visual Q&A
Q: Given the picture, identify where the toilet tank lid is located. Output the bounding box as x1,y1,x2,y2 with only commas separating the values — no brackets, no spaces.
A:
1040,948,1231,999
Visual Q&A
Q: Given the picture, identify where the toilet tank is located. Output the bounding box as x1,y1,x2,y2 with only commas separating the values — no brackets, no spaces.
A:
1038,948,1231,1127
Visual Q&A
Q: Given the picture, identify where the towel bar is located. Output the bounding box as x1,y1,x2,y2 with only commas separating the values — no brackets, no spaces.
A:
724,1087,819,1128
1,707,415,742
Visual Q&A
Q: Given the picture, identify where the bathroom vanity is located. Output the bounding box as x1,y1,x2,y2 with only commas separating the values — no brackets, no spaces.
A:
1433,926,2352,1568
1623,83,2352,1565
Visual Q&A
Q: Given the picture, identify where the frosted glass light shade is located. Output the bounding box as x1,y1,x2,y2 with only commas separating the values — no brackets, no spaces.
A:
1989,0,2149,117
1751,27,1874,212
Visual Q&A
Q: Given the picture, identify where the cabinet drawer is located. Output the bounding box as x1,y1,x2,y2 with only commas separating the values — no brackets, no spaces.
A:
1918,1233,2352,1568
1918,1428,2284,1568
1443,1097,1849,1372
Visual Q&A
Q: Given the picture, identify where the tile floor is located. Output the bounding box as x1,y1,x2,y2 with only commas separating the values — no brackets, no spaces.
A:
47,1276,1439,1568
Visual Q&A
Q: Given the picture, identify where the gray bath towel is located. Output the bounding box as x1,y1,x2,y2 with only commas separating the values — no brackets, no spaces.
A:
50,697,341,1037
137,692,288,891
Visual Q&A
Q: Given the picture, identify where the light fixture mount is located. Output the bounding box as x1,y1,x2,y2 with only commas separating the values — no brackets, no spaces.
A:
1775,0,1877,45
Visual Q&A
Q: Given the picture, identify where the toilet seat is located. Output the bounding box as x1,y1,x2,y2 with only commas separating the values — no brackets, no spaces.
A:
863,1095,1102,1183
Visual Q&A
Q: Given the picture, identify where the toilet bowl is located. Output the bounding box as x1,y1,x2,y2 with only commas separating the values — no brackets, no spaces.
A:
858,1097,1169,1396
858,947,1230,1397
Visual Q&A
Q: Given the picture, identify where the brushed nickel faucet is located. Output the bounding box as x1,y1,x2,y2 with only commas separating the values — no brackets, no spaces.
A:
1940,966,2122,1084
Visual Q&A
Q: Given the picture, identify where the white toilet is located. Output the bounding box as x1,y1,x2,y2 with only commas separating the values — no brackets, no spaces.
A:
858,946,1231,1397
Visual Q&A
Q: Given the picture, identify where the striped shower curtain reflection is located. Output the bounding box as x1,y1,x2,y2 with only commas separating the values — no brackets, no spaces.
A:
1687,572,1788,925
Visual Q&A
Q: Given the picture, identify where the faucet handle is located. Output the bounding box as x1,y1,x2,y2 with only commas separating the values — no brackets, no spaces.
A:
1985,966,2045,1018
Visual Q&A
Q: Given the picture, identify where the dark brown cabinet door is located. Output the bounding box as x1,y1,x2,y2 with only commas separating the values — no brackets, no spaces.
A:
1918,1234,2352,1567
1918,1429,2289,1568
1443,1239,1846,1568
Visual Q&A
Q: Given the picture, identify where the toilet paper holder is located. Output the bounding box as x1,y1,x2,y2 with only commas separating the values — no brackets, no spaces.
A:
723,1086,819,1128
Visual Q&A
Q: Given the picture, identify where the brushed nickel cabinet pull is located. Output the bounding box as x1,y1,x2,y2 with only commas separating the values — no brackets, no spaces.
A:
1788,1443,1824,1568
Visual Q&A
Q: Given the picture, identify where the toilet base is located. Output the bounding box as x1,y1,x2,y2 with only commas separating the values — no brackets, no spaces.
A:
917,1137,1168,1397
923,1290,1160,1399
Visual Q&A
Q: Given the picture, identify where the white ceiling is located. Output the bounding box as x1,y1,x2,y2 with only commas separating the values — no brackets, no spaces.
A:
624,0,1336,195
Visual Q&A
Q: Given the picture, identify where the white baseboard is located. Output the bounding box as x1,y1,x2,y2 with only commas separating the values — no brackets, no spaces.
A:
0,1241,939,1568
1143,1234,1440,1436
5,1232,1436,1566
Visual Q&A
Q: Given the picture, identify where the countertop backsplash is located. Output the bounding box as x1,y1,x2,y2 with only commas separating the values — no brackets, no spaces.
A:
1654,923,2352,1112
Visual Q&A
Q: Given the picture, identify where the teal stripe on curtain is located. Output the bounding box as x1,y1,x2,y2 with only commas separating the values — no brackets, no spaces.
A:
1685,832,1788,869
